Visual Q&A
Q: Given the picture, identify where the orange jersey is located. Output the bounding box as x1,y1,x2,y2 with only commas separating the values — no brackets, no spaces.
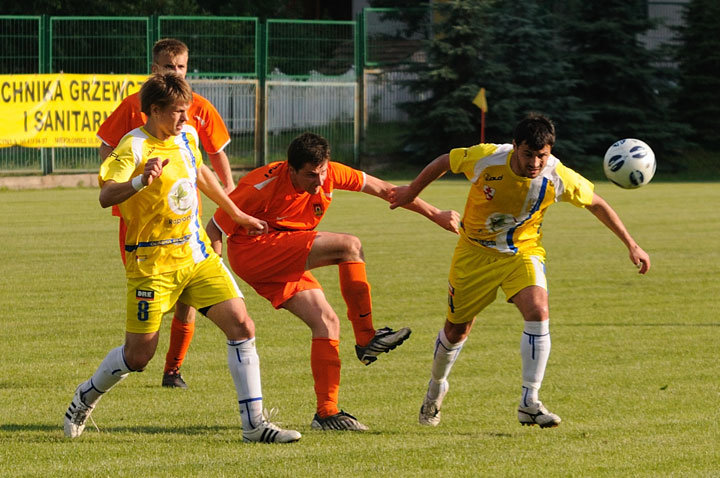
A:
212,161,365,238
97,91,230,154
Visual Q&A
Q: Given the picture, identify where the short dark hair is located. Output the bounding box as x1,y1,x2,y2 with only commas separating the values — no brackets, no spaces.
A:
287,132,330,170
513,113,556,150
152,38,189,63
139,73,193,115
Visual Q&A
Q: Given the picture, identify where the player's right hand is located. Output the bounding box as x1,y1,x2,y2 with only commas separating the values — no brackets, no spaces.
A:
245,217,268,236
435,209,461,234
388,185,416,209
144,157,170,186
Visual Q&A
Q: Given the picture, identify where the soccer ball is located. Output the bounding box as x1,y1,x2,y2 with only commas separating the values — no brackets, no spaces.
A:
603,138,656,189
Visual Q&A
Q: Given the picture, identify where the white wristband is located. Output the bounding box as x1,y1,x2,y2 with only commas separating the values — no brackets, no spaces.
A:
131,175,145,191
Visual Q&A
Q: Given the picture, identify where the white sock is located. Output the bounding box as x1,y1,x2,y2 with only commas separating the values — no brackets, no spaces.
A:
78,345,133,407
427,328,466,400
520,320,550,407
228,338,264,431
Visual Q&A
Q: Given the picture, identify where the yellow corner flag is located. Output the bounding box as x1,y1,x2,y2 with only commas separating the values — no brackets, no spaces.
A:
472,87,488,112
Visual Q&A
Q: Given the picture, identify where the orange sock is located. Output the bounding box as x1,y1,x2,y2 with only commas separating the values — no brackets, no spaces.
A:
311,338,341,418
338,261,376,346
164,315,195,373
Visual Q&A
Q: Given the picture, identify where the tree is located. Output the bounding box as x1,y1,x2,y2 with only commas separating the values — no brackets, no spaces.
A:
673,0,720,149
561,0,689,157
400,0,591,164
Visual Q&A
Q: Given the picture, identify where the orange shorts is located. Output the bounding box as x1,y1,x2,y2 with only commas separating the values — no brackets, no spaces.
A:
227,230,321,308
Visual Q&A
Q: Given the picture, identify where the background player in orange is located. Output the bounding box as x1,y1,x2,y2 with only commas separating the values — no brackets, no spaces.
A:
206,132,461,431
97,38,233,389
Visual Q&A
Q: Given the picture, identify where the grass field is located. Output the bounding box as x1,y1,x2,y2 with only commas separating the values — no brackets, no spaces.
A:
0,179,718,477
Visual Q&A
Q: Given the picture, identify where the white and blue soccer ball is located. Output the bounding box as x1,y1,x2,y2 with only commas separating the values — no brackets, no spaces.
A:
603,138,656,189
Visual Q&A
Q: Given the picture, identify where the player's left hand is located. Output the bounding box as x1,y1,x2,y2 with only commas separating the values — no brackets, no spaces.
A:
388,185,416,209
630,244,650,274
434,209,461,234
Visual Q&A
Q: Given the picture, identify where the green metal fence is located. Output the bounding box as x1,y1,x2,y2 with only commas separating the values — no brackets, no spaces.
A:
50,17,151,74
158,16,258,78
1,14,376,175
0,16,41,74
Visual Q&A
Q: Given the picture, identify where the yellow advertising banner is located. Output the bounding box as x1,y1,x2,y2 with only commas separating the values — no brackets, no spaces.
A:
0,73,146,148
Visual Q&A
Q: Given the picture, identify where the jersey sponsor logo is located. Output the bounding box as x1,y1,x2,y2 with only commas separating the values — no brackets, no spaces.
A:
313,203,324,217
484,173,503,181
167,178,196,215
167,214,194,225
135,289,155,300
483,185,495,201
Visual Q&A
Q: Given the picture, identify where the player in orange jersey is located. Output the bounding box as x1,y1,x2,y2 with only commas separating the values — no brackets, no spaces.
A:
206,132,461,431
97,38,234,389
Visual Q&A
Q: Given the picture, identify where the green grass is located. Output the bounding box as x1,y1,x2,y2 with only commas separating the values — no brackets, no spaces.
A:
0,180,718,477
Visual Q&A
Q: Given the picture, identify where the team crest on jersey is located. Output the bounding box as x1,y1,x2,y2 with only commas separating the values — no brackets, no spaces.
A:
486,212,517,233
313,203,324,217
483,185,495,201
167,178,196,215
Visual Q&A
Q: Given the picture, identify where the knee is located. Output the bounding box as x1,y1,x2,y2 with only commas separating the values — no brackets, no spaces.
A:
444,320,472,344
341,235,364,262
523,306,549,323
227,313,256,341
123,346,154,371
173,302,196,324
319,312,341,339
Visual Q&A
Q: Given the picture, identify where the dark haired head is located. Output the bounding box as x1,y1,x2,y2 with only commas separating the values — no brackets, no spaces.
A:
287,132,330,170
139,73,193,115
513,114,556,150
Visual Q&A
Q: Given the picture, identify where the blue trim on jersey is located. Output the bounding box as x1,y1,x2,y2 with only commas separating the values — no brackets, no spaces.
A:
193,214,209,259
124,235,192,252
181,132,197,168
506,178,548,253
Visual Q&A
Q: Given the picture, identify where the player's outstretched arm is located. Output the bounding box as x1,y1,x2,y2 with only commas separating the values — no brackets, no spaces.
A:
205,218,224,256
99,157,168,208
99,142,114,161
586,193,650,274
362,171,460,234
388,154,451,209
207,150,235,194
197,165,267,236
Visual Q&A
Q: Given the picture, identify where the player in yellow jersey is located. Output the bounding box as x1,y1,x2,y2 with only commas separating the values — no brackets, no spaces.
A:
98,38,235,389
63,73,300,443
389,114,650,428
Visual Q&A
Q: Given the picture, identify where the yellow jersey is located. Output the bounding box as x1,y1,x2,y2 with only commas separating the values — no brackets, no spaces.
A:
99,125,213,278
449,143,595,256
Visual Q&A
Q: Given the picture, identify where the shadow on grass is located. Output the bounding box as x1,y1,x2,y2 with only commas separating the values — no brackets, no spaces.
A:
1,422,243,438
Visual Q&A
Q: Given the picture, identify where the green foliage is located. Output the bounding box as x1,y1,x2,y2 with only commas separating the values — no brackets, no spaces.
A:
399,0,594,166
0,182,719,476
673,0,720,149
477,0,593,166
561,0,690,157
400,1,492,159
0,0,301,17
